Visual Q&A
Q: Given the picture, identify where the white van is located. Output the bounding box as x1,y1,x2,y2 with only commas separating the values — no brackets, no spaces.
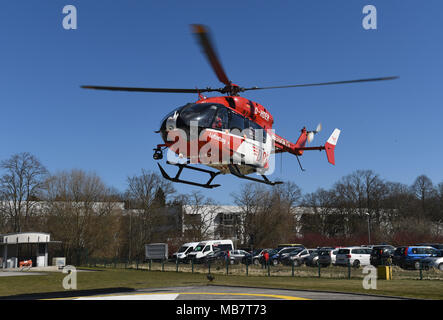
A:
335,247,372,268
186,240,234,262
172,242,199,261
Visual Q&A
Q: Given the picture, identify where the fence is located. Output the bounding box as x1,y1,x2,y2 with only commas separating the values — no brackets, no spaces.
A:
81,258,443,281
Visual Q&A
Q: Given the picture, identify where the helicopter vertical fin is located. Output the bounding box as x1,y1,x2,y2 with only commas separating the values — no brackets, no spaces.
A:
294,128,308,150
324,129,341,165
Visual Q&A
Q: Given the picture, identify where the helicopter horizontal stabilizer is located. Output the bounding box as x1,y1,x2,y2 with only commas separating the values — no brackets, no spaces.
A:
324,129,341,165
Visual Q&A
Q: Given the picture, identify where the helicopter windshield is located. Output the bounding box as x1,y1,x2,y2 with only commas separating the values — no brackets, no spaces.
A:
159,104,189,129
180,103,219,128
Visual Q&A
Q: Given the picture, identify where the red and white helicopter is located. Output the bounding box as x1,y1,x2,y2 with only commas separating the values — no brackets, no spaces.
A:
82,24,397,188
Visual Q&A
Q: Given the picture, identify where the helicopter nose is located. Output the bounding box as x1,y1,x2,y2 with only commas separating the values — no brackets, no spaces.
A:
159,113,186,143
165,111,179,131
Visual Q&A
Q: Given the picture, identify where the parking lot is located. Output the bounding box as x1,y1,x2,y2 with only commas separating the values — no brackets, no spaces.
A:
85,256,443,282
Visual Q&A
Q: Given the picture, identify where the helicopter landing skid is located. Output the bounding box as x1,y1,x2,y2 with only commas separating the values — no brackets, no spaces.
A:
228,164,283,186
157,161,222,189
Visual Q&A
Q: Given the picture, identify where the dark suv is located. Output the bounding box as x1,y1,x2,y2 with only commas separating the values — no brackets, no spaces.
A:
370,245,395,266
393,246,439,269
270,247,304,266
203,249,228,264
393,246,407,266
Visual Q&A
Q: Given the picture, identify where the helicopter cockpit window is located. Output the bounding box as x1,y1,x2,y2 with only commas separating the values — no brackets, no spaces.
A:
243,119,254,140
180,103,218,128
248,121,267,143
211,107,228,131
229,111,245,136
160,104,189,130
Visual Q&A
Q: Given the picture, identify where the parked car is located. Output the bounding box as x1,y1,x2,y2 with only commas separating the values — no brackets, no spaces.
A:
394,246,440,270
204,249,228,264
305,249,320,267
241,249,260,265
370,245,395,266
421,250,443,271
270,247,304,266
228,250,249,264
392,246,407,266
282,248,310,266
242,248,273,265
335,247,372,268
280,247,303,265
317,248,339,267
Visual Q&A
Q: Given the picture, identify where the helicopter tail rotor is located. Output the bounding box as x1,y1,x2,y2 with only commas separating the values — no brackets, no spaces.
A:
307,123,322,143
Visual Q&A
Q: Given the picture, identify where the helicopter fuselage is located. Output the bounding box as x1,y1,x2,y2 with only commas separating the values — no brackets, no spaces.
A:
158,96,275,174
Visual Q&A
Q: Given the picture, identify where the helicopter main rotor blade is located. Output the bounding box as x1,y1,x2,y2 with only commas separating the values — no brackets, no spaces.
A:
81,85,218,93
242,76,399,92
191,24,231,86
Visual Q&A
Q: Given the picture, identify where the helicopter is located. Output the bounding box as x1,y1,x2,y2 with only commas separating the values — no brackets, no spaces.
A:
82,24,397,189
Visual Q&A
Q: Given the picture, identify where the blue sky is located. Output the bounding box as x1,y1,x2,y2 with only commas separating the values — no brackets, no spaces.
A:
1,1,442,203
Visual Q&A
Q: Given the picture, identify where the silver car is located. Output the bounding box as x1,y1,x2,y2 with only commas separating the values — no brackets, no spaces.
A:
421,251,443,271
286,248,310,266
228,250,250,264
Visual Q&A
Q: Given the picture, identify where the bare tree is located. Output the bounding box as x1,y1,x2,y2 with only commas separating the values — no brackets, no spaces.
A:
0,152,48,232
303,188,345,237
331,170,387,238
125,170,175,259
43,169,121,265
181,191,220,241
411,175,436,224
267,182,302,243
232,182,301,248
435,182,443,236
231,183,266,247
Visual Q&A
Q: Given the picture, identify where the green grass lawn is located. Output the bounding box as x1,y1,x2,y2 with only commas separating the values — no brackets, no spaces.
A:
1,267,442,299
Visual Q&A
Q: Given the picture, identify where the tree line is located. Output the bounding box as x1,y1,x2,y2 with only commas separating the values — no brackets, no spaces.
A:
233,170,443,249
0,152,217,264
0,152,442,264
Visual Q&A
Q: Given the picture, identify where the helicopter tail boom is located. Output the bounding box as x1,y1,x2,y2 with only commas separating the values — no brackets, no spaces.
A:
274,128,341,165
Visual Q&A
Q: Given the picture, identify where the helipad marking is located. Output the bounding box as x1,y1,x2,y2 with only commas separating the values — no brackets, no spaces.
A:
178,292,310,300
76,293,179,300
59,292,310,300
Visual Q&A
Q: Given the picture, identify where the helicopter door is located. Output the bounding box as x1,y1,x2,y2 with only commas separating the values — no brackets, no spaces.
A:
243,119,271,168
226,111,247,163
228,110,245,134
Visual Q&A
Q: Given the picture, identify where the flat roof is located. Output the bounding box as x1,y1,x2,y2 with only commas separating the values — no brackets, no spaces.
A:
0,232,57,244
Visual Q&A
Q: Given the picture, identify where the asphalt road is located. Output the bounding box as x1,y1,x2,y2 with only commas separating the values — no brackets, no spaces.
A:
63,285,403,300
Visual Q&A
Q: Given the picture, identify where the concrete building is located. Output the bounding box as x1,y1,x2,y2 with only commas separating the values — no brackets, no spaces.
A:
181,205,314,242
179,205,409,242
0,232,60,269
182,205,241,240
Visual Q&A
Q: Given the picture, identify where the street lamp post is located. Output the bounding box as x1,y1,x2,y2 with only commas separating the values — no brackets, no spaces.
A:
365,212,371,245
